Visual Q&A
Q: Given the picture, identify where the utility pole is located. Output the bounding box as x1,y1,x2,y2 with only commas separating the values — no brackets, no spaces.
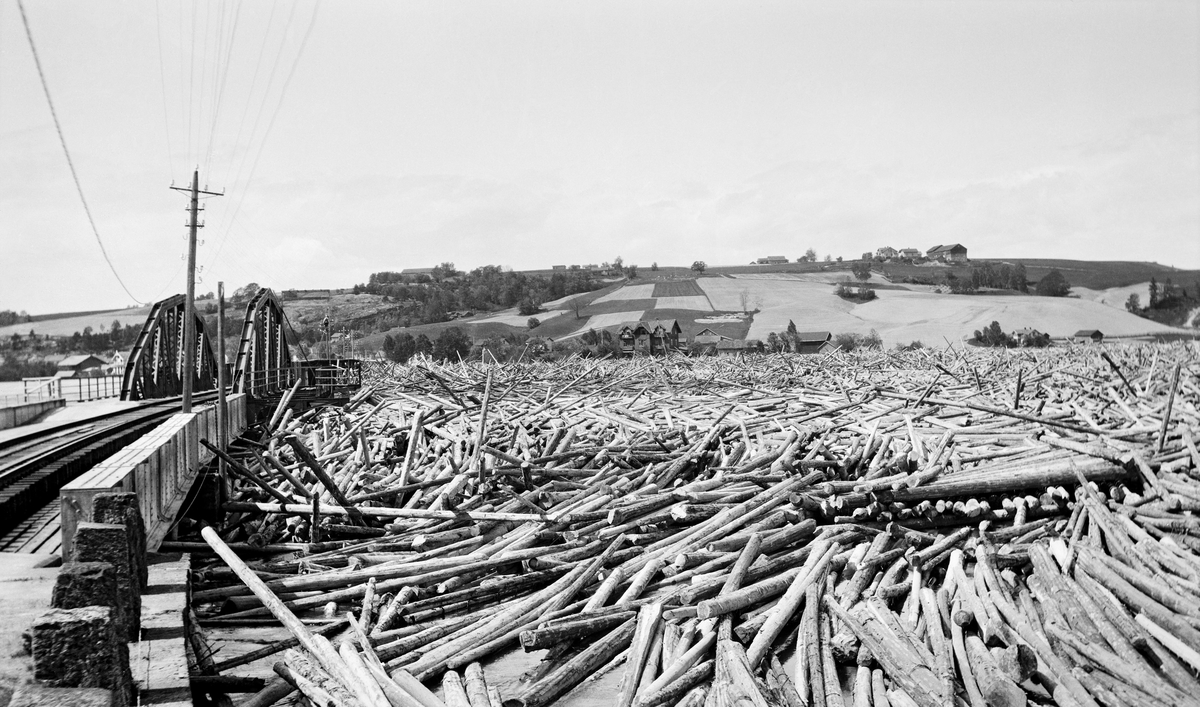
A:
171,169,222,413
216,281,228,504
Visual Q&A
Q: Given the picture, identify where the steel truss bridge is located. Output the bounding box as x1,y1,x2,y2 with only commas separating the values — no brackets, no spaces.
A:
121,287,361,406
1,287,362,553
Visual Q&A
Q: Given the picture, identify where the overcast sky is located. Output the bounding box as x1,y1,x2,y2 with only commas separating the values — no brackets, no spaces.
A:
1,0,1197,314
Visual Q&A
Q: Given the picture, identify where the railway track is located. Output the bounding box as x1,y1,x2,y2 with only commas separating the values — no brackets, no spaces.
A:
0,392,217,554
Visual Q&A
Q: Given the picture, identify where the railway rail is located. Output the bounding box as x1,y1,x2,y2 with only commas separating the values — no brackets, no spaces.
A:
0,392,217,554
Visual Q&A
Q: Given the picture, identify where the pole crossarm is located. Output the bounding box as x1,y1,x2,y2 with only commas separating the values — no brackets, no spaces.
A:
172,170,222,413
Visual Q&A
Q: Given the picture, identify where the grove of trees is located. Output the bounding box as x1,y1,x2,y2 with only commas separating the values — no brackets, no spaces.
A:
0,310,33,327
352,265,603,328
1034,270,1071,297
1127,276,1200,327
941,262,1029,294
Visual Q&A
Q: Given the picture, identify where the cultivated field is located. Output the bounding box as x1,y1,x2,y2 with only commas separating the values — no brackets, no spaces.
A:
459,270,1192,347
0,306,153,338
592,284,656,303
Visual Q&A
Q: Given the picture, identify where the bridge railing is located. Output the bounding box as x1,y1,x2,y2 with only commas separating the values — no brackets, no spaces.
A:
2,375,124,407
303,359,363,391
241,359,362,401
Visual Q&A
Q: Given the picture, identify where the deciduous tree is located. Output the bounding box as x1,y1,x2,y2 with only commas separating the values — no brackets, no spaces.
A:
432,327,471,361
1035,270,1071,297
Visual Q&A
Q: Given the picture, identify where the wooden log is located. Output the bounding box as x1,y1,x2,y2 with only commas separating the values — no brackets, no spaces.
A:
508,618,636,707
707,618,770,707
964,635,1025,707
463,663,492,707
520,611,634,651
616,603,663,707
287,435,367,525
236,677,296,707
223,501,553,523
443,670,471,707
200,526,352,688
745,539,836,668
272,661,339,707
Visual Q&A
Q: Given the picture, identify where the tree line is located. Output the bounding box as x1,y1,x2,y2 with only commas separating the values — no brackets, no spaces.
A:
351,264,605,329
0,310,33,327
381,326,621,364
941,262,1030,294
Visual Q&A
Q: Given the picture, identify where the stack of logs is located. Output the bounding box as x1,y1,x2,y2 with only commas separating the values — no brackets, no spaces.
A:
181,341,1200,707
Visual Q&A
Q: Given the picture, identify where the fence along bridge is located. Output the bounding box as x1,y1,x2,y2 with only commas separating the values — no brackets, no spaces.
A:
0,287,361,555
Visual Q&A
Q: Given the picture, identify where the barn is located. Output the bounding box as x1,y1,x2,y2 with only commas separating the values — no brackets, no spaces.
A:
926,244,969,262
794,332,834,354
55,354,108,378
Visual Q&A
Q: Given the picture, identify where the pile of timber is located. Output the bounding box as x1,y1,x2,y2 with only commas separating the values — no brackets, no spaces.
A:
181,341,1200,707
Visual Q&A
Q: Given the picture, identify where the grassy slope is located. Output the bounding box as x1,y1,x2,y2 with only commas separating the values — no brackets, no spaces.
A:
17,260,1195,346
700,275,1189,346
992,259,1200,290
878,259,1200,291
0,306,155,338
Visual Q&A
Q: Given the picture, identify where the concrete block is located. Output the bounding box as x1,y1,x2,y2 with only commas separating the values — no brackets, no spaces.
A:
8,684,113,707
30,607,132,706
70,523,139,638
91,493,147,591
50,562,130,643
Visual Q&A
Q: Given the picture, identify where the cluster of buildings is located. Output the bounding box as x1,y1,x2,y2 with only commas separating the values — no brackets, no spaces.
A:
863,244,968,263
614,320,835,356
0,352,125,377
550,264,622,276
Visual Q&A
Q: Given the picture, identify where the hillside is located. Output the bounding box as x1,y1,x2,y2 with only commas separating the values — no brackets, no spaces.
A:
0,305,154,338
8,259,1197,351
707,274,1182,345
989,259,1200,291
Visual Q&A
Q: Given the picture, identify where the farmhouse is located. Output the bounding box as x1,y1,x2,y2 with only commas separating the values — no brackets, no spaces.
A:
618,319,682,355
926,244,968,262
794,332,834,354
56,354,108,378
1074,330,1104,343
526,337,554,353
691,327,730,346
400,267,436,281
756,256,788,265
899,248,921,259
552,265,567,271
105,351,126,375
1012,328,1049,347
875,246,898,259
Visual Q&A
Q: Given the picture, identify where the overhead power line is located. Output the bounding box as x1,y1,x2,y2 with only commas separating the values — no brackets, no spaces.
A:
17,0,145,305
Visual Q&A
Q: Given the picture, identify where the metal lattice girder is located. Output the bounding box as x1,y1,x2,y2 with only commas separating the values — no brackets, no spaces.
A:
231,288,294,399
120,294,216,401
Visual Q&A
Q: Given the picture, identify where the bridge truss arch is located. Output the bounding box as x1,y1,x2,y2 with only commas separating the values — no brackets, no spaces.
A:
231,288,295,398
120,294,217,401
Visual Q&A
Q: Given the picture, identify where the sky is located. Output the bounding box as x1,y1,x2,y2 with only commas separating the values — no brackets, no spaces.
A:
1,0,1197,314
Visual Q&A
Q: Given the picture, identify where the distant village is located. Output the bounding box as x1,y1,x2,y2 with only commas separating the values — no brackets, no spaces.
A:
751,243,969,265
